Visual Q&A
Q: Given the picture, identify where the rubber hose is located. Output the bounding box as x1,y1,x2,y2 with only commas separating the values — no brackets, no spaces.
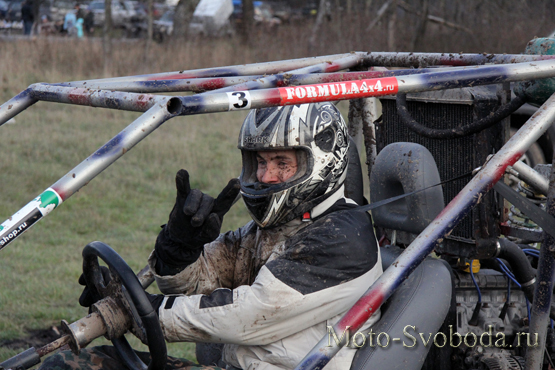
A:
396,93,526,139
495,239,555,321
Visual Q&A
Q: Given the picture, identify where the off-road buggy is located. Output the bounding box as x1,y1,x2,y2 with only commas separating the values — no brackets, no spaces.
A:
2,37,555,370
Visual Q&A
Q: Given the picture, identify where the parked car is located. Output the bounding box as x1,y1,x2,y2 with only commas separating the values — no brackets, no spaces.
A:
88,0,136,28
47,0,76,23
153,8,172,41
0,0,9,19
5,0,23,21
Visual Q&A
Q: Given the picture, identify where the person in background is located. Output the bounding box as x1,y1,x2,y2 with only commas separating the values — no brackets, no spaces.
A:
76,17,83,37
20,0,34,36
83,6,94,36
63,4,77,36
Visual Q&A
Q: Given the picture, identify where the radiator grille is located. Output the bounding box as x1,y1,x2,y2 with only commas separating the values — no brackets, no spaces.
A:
378,89,504,242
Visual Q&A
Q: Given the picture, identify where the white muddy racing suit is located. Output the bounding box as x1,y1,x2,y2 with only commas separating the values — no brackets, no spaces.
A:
148,187,382,370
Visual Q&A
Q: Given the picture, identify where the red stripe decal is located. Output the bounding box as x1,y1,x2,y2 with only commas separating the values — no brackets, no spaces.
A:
277,77,399,105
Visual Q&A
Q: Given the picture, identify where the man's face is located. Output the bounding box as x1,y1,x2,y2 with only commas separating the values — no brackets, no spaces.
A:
256,150,298,184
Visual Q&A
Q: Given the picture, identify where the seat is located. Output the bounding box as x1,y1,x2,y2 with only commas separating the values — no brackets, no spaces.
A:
350,246,454,370
370,142,445,244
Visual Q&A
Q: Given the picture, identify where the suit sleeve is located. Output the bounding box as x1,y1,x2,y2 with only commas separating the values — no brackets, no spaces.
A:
156,210,382,345
148,222,256,295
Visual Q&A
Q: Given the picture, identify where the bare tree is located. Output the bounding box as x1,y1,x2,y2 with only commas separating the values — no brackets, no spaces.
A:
144,0,154,65
103,0,113,76
147,0,153,41
172,0,200,38
365,0,373,16
387,0,398,51
239,0,254,42
410,0,429,51
309,0,330,51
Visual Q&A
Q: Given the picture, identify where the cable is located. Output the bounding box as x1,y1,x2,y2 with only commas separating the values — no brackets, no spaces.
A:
523,248,541,258
468,259,482,326
497,258,531,322
469,259,482,303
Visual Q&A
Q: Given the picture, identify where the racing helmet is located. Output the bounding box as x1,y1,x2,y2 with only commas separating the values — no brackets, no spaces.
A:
238,102,350,228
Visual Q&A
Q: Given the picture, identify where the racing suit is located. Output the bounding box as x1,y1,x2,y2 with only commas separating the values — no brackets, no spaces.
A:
149,186,382,370
39,187,381,370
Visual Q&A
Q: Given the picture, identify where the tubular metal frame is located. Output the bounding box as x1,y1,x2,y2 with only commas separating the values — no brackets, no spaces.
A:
2,51,555,370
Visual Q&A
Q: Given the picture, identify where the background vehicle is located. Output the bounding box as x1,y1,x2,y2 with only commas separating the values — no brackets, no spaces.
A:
188,0,233,37
0,0,9,19
88,0,136,28
153,9,172,41
5,0,23,21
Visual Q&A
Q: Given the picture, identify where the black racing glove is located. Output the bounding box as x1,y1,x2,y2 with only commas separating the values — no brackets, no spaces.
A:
79,267,165,317
154,169,240,275
78,265,111,308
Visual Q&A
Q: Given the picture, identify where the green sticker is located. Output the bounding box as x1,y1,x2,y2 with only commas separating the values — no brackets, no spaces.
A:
39,190,60,210
0,225,3,232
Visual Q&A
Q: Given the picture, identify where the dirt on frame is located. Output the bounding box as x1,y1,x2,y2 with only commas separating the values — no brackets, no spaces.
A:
0,326,62,351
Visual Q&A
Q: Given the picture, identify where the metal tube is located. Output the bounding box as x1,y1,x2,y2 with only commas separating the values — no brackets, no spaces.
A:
176,59,555,116
65,53,366,85
63,52,555,87
12,59,553,119
0,102,178,251
293,93,555,370
203,53,366,94
525,162,555,369
510,160,550,195
55,66,468,94
29,84,169,112
0,89,37,126
22,54,364,113
361,51,555,68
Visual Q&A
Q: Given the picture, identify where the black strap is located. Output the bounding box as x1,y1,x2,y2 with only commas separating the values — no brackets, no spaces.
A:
359,169,555,240
356,172,473,213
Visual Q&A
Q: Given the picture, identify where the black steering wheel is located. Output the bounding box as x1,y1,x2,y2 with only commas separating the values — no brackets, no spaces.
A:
82,241,167,370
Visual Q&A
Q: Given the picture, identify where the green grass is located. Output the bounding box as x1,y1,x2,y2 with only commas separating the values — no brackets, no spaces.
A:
0,101,252,363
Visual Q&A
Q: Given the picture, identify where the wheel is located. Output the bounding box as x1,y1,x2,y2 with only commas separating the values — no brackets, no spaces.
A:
82,241,167,370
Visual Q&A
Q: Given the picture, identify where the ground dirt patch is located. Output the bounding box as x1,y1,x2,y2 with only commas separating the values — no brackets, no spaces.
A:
0,326,62,350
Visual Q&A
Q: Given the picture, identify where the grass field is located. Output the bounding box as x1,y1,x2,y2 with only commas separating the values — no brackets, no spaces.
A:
0,94,255,362
0,35,359,364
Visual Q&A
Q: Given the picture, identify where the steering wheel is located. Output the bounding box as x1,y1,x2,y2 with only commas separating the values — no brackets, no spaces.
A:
81,241,167,370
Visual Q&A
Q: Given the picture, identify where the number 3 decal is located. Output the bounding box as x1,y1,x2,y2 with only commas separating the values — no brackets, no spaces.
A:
227,91,251,110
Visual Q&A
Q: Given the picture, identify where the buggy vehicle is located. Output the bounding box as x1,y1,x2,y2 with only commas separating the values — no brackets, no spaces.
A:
2,37,555,370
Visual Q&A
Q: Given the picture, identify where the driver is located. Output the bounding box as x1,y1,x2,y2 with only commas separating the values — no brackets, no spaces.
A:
40,102,382,370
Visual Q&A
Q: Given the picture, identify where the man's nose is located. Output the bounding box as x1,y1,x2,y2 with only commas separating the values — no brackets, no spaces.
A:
261,164,280,184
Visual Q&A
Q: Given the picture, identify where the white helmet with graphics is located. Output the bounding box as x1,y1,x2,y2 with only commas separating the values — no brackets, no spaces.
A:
238,102,350,228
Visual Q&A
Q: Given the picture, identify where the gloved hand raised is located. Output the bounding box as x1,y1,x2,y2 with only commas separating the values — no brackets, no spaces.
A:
155,169,240,273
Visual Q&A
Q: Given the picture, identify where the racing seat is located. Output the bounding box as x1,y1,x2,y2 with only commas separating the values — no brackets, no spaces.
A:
350,142,453,370
350,246,454,370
